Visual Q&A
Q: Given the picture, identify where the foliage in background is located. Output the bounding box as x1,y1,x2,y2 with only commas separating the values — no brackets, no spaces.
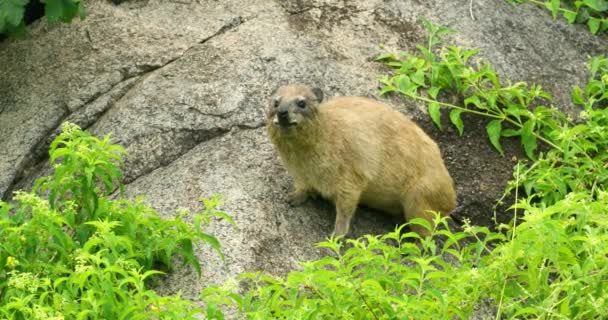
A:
202,20,608,319
0,0,85,36
378,19,554,160
510,0,608,34
0,123,232,319
377,19,608,205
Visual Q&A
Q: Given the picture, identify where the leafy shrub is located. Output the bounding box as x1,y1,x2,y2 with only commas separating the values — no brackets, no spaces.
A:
377,19,554,159
510,0,608,34
377,19,608,205
204,194,608,319
1,0,85,36
0,123,232,319
201,20,608,319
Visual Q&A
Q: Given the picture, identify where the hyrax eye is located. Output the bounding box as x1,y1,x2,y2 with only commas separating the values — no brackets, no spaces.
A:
296,99,307,108
273,97,280,108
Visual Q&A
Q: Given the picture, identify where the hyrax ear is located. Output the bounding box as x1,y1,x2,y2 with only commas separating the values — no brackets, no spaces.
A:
311,87,324,103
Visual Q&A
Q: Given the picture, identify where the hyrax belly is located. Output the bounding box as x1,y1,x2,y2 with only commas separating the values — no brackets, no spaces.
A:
266,84,456,237
358,189,403,216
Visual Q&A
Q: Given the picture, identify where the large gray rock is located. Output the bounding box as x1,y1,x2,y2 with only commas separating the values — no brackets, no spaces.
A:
1,0,606,311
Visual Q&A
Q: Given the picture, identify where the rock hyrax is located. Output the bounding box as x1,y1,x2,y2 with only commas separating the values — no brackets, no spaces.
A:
266,84,456,237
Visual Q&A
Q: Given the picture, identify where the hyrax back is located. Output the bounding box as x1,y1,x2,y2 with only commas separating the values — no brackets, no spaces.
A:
266,84,456,237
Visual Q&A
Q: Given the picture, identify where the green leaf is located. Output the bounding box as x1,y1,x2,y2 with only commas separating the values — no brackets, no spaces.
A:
486,120,504,156
586,79,604,96
521,119,537,159
379,85,395,96
416,44,434,61
180,239,201,276
420,17,435,34
393,74,412,94
375,53,397,61
45,0,64,23
524,180,534,196
210,210,237,227
0,0,27,30
428,102,442,130
435,25,455,36
502,128,521,137
583,0,608,11
428,87,440,99
198,233,223,258
50,148,70,163
464,95,485,110
587,17,600,34
45,0,80,24
504,104,530,121
1,20,26,38
408,218,432,232
545,0,560,19
572,86,585,105
576,6,591,23
563,11,578,24
559,297,572,317
449,109,464,136
78,2,86,20
411,70,426,86
461,48,480,63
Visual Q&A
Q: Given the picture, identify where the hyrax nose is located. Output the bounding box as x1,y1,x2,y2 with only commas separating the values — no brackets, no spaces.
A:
278,110,289,119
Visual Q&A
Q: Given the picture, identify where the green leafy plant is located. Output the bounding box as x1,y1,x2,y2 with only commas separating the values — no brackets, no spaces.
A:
1,0,86,36
510,0,608,34
502,55,608,205
0,123,233,319
376,19,556,160
203,194,608,319
202,217,501,319
201,19,608,320
377,19,608,205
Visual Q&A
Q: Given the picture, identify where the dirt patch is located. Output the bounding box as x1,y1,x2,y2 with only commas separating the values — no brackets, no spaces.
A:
372,6,426,46
278,0,367,31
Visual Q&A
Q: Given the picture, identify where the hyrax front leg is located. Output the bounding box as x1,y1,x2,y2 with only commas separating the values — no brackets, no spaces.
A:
332,191,360,237
288,189,309,206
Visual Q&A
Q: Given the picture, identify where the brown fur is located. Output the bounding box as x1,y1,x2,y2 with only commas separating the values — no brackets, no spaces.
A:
266,84,456,237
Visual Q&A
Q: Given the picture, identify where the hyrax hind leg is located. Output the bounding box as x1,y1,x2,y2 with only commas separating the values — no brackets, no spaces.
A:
402,182,455,237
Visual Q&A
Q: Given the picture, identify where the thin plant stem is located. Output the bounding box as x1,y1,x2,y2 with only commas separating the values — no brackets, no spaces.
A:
400,90,565,152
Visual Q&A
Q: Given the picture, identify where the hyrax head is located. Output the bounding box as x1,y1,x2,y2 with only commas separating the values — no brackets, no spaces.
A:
268,85,324,130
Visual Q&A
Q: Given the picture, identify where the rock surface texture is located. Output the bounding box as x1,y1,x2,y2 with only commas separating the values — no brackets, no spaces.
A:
1,0,606,311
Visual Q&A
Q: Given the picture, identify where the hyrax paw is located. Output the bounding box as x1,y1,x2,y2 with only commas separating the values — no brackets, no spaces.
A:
287,190,308,206
331,224,350,239
331,230,346,239
330,229,351,241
